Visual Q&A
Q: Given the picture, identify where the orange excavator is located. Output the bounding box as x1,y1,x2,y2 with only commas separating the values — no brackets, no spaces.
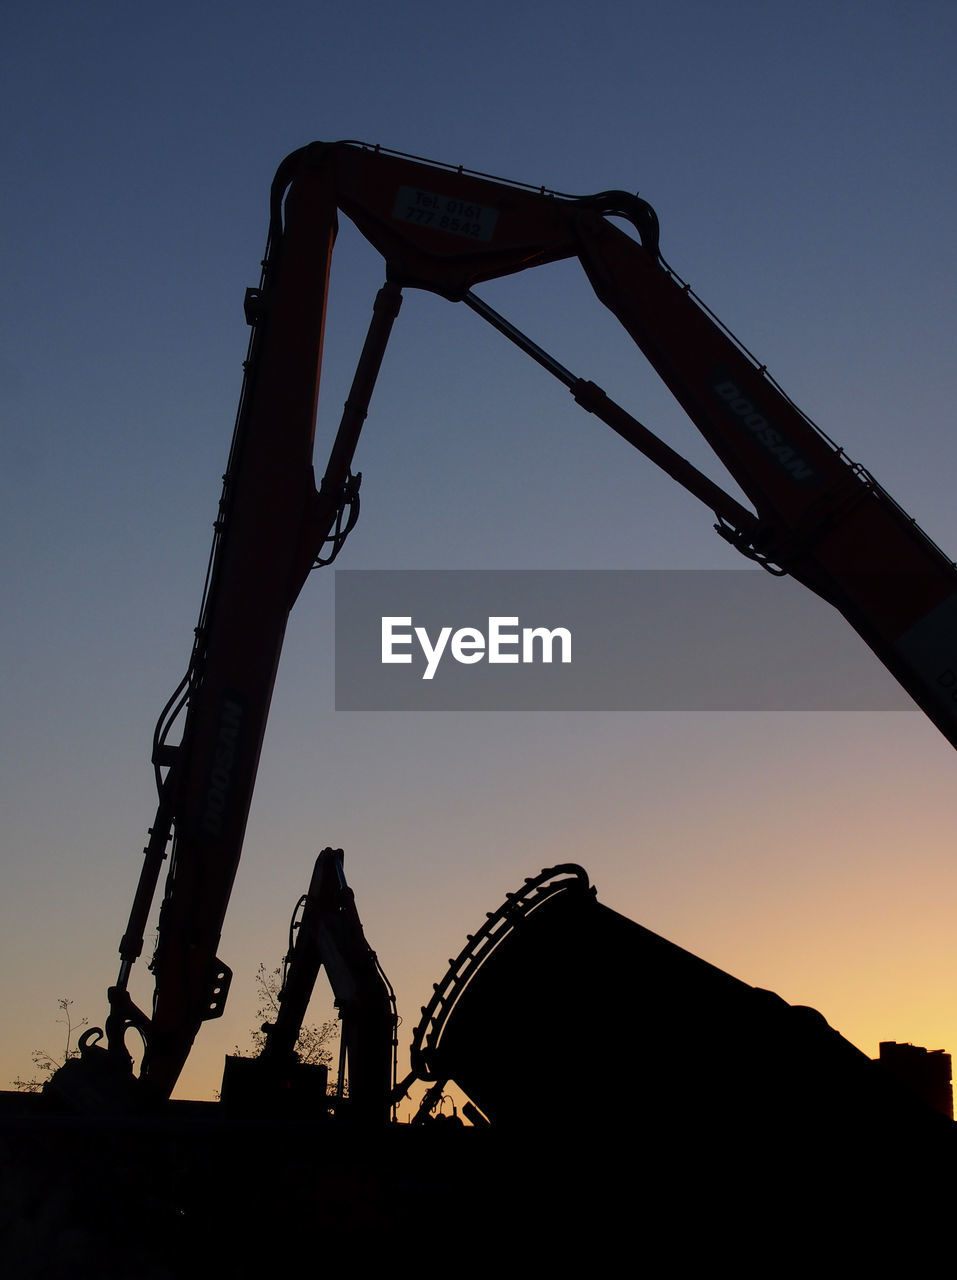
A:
62,140,957,1114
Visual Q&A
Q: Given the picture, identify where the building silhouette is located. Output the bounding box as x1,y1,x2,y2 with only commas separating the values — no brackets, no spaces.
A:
877,1041,953,1119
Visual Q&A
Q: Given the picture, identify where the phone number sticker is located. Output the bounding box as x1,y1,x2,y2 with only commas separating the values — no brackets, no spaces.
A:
392,186,499,242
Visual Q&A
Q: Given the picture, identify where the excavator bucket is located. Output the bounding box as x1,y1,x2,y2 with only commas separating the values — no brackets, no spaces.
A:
409,866,951,1165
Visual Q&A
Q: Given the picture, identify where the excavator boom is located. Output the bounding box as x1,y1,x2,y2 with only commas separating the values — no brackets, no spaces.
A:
88,140,957,1100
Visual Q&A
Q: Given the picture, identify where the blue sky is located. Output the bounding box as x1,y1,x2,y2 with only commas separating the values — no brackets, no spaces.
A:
3,1,957,1101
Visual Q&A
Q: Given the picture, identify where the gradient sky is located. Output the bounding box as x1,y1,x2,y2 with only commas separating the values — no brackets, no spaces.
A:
3,2,957,1106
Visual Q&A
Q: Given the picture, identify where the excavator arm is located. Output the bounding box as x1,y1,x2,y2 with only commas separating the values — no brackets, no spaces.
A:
298,140,957,747
257,848,396,1125
87,140,957,1103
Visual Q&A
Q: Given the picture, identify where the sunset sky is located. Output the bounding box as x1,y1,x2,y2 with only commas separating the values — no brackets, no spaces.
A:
3,2,957,1108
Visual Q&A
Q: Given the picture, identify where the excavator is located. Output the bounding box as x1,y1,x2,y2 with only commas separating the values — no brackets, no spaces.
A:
53,140,957,1136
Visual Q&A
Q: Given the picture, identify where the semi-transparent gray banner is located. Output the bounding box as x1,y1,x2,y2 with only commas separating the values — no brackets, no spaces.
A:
334,570,911,711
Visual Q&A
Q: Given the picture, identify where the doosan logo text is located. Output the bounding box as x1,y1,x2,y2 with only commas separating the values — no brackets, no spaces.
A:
711,372,817,484
200,696,243,838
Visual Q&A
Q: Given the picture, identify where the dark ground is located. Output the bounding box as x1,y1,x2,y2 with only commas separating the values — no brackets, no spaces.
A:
2,1090,954,1276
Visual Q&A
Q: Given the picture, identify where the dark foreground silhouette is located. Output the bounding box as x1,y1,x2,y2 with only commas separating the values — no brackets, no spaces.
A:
4,866,953,1273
